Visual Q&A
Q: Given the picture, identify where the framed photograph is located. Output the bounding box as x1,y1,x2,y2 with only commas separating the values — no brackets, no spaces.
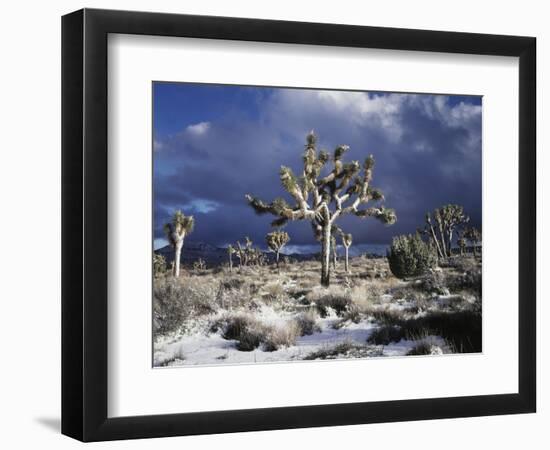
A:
62,8,536,442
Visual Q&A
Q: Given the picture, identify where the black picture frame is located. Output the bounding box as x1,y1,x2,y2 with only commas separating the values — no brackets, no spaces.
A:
61,8,536,442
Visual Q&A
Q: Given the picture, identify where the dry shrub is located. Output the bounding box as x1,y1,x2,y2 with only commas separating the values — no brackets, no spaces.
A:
263,321,301,352
153,277,218,335
261,281,286,301
367,325,405,345
294,310,321,336
210,313,267,351
306,286,353,317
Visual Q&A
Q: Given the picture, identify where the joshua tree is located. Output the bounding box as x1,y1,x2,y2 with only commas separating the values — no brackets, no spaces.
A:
423,204,469,258
193,258,206,271
266,230,290,268
153,253,167,278
227,245,235,272
457,235,467,256
341,232,353,273
163,210,194,277
246,131,396,286
235,237,265,267
464,226,481,257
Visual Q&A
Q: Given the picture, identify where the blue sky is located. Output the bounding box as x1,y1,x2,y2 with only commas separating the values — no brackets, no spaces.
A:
153,82,482,251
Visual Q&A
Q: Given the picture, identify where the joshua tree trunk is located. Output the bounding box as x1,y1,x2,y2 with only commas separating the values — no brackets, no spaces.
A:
276,250,280,268
331,237,337,270
344,247,349,273
428,224,443,258
173,240,183,277
321,225,331,287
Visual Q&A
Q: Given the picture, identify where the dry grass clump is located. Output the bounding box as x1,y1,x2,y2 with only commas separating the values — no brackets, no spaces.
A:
210,313,266,351
294,310,321,336
260,281,287,302
367,325,405,345
263,321,301,352
306,286,353,317
210,313,302,352
406,339,444,356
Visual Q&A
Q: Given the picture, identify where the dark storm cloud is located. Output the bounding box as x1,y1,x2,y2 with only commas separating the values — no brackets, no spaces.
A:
153,87,481,249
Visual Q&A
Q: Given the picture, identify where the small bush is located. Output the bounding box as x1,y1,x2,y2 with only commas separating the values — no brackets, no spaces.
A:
367,325,405,345
153,278,217,335
295,310,321,336
449,269,482,296
220,278,244,290
387,234,437,279
263,321,301,352
315,294,353,317
210,313,266,351
421,271,450,295
236,327,265,351
407,341,443,356
153,253,167,278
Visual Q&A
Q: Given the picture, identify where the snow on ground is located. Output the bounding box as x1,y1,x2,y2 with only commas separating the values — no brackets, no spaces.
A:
154,305,445,367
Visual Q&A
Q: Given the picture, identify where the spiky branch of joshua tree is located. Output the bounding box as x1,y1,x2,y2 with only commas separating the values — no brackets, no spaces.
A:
246,131,396,286
163,210,194,277
423,204,469,258
341,232,353,273
464,226,481,257
266,230,290,268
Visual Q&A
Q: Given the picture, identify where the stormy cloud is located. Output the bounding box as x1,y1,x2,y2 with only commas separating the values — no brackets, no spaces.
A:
153,83,481,251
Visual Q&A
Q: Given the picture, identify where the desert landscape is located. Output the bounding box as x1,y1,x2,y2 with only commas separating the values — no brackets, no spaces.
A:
152,85,482,367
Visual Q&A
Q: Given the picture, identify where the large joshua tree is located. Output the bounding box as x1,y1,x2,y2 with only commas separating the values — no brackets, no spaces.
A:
163,210,194,277
341,232,353,273
266,230,290,268
246,131,396,286
424,204,469,258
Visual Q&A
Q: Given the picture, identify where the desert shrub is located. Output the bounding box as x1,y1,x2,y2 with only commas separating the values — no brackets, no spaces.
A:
153,253,167,278
261,281,286,301
333,304,362,329
314,293,353,317
220,278,244,291
304,341,355,359
387,234,437,279
420,270,450,296
303,341,383,360
449,268,482,296
236,327,265,351
153,278,217,335
263,321,301,352
369,307,407,325
407,341,443,356
373,310,482,353
367,325,405,345
444,256,478,272
211,313,267,351
295,310,321,336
